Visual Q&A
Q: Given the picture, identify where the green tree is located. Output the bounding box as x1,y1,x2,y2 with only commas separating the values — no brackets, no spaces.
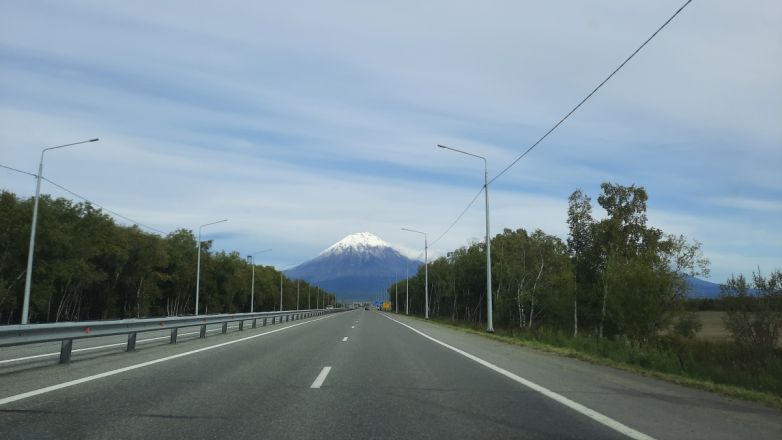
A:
567,189,594,337
722,270,782,364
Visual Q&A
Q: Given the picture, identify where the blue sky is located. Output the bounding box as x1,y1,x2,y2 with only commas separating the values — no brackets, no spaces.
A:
1,0,780,283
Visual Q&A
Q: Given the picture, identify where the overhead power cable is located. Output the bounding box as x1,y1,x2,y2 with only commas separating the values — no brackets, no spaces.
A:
1,162,167,235
416,0,694,255
0,163,38,178
489,0,694,184
429,185,484,247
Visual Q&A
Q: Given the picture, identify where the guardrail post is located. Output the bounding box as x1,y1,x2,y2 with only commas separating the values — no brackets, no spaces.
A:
200,324,207,338
222,322,228,334
127,332,137,352
59,339,73,364
239,320,244,331
252,318,257,329
170,328,178,344
263,317,267,326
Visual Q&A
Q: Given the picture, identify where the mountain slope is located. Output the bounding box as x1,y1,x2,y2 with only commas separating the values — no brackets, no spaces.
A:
686,276,722,299
285,232,421,301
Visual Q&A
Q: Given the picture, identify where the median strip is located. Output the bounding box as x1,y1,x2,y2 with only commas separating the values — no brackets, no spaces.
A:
0,326,240,365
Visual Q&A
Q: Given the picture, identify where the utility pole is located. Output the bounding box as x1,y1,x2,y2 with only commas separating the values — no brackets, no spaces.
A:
22,138,99,324
196,219,228,316
437,144,493,332
395,270,398,313
405,263,409,315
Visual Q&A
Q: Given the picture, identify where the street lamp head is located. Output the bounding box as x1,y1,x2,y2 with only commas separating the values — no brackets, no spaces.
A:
437,144,447,149
89,138,99,142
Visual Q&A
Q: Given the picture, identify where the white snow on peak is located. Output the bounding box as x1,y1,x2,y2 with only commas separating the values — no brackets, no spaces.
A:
320,232,391,255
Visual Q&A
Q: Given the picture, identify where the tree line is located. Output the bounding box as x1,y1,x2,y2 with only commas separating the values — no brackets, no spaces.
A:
389,182,780,348
0,190,334,324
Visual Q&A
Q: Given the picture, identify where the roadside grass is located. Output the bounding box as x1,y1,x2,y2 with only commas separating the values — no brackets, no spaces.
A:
398,313,782,410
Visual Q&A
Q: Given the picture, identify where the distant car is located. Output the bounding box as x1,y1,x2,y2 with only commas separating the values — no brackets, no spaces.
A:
364,306,369,311
326,305,333,310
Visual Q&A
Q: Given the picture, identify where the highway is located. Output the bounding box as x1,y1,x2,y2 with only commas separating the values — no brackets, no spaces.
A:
1,309,780,439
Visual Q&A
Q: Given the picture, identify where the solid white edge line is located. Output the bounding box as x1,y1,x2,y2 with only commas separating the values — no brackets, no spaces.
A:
341,337,348,342
381,314,655,440
0,315,336,406
310,366,332,389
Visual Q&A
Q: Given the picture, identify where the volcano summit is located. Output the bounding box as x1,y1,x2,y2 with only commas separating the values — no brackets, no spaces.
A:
284,232,421,301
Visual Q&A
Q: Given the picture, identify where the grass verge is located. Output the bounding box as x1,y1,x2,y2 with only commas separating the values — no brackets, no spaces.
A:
397,313,782,410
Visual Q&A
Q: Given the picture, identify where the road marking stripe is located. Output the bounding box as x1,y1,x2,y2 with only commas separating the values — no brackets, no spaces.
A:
382,314,655,440
351,326,355,329
341,337,348,342
0,326,243,365
0,315,335,406
310,367,332,388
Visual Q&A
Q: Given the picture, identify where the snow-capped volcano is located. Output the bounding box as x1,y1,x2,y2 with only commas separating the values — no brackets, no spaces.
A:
285,232,421,301
319,232,391,256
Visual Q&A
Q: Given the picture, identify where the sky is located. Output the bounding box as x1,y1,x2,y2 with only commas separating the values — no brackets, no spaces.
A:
1,0,780,283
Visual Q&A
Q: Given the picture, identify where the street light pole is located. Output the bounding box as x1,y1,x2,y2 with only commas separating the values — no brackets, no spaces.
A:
402,228,428,319
297,280,300,310
249,256,254,312
21,138,99,325
405,263,409,315
247,249,271,313
195,219,227,316
438,144,494,332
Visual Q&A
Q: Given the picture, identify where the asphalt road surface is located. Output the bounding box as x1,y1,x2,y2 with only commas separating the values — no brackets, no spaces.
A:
1,309,780,439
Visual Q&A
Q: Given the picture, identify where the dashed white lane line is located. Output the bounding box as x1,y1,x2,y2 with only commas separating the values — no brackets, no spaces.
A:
382,314,655,440
341,337,349,342
351,326,355,329
310,366,332,389
0,315,336,406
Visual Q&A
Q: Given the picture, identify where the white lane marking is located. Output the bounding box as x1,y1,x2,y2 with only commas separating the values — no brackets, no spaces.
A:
0,326,242,365
0,315,335,406
341,337,348,342
382,314,655,440
351,326,355,329
310,366,332,389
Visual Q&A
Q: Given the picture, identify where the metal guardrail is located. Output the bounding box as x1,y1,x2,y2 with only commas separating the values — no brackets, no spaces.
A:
0,308,344,364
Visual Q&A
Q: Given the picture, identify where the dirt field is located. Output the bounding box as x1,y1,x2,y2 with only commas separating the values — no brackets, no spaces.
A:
695,311,730,341
695,311,781,346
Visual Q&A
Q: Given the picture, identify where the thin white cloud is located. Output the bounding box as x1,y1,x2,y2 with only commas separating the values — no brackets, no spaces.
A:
707,197,782,213
1,0,779,283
